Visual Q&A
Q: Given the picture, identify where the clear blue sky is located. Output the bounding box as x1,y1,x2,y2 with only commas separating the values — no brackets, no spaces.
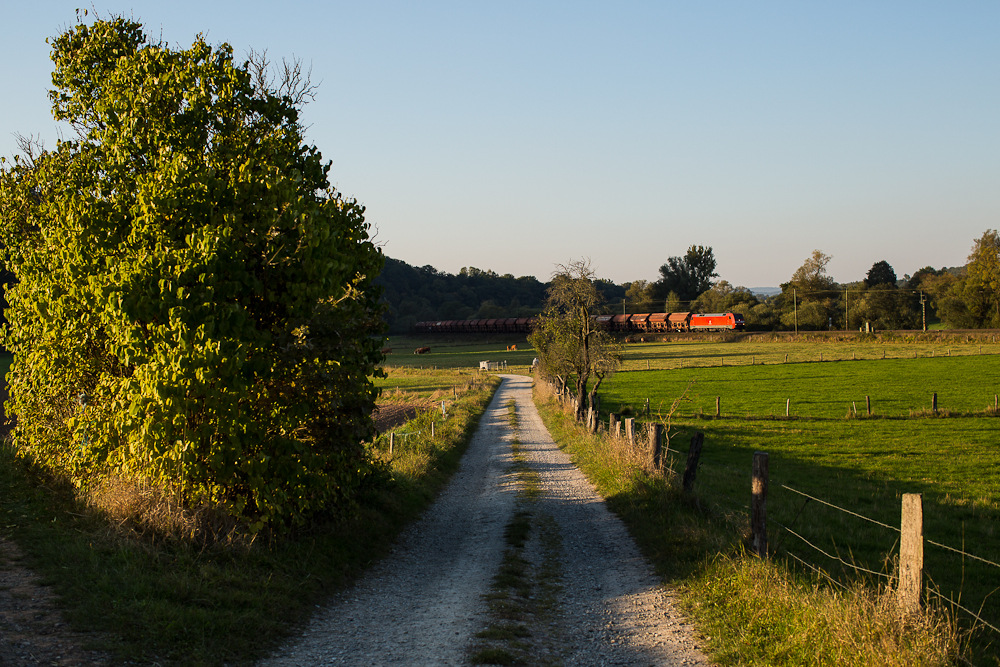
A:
2,1,997,288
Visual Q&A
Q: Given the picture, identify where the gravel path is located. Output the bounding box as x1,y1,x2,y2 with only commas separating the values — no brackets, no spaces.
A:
263,375,712,666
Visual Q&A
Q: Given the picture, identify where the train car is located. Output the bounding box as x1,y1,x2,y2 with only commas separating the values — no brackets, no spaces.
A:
595,314,615,331
630,314,652,332
610,314,631,332
648,313,670,332
668,312,692,331
688,313,744,331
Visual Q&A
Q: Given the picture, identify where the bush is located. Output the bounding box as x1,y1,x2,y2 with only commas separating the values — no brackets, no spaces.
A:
0,16,384,530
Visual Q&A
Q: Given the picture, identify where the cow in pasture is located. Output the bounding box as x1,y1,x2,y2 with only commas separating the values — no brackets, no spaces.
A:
506,344,517,351
414,346,431,355
381,347,392,355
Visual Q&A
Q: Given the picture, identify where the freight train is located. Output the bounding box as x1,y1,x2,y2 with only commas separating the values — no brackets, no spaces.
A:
414,312,744,335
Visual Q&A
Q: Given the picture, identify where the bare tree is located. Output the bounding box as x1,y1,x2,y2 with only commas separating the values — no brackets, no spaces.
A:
246,48,320,107
530,259,622,421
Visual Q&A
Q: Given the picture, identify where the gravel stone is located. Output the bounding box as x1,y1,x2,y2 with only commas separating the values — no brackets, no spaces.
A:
263,375,713,666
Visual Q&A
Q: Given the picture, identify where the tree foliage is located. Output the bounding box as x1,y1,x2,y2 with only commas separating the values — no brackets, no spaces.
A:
651,245,718,303
0,17,385,530
962,229,1000,327
864,260,898,288
529,259,621,419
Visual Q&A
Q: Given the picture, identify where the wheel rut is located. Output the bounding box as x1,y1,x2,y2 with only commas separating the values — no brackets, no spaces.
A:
263,375,712,666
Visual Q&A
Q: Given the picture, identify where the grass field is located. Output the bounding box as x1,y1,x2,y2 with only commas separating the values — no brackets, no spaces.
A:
603,355,1000,418
382,335,537,371
594,345,1000,661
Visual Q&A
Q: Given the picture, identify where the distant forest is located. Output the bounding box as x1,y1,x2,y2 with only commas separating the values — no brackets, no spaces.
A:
376,257,625,334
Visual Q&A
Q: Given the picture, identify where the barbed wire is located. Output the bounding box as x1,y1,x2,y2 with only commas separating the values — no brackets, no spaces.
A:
778,483,900,532
925,588,1000,636
774,519,894,582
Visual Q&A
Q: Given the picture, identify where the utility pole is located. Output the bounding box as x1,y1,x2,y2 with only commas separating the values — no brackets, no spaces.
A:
844,287,848,332
793,288,798,334
920,292,927,332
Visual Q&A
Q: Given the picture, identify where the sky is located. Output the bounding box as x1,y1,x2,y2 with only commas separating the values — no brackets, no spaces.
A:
2,2,998,288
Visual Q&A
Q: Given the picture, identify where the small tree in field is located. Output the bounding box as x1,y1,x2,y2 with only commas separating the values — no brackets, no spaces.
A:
530,259,621,420
0,17,385,531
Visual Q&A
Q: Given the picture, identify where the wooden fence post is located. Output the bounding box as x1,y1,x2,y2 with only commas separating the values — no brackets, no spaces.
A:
715,396,720,417
786,398,790,417
609,413,619,436
899,493,924,614
751,452,769,558
683,432,704,492
625,418,635,446
389,432,394,456
431,421,435,438
866,395,871,416
648,423,664,470
932,392,938,413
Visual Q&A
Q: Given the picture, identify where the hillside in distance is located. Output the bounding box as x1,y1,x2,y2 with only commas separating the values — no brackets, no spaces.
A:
375,257,625,334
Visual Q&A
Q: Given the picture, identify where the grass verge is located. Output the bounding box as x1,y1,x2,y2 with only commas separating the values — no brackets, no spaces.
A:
0,374,500,665
533,381,972,667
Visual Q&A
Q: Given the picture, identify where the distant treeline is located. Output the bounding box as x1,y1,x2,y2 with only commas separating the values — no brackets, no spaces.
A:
376,258,625,334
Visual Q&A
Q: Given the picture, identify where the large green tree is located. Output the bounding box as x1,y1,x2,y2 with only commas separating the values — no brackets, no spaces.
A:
651,245,718,303
963,229,1000,327
779,250,838,330
0,17,384,530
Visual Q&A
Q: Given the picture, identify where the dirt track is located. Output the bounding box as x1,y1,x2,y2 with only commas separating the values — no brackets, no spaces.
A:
264,375,712,665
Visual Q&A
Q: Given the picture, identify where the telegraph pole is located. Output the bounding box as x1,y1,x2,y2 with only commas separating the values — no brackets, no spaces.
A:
793,288,798,334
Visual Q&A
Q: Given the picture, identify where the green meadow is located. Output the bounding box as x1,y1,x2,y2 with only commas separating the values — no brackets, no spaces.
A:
382,335,538,371
598,347,1000,652
604,355,1000,418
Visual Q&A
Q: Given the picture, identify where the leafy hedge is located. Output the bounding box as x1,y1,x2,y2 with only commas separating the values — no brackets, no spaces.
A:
0,17,385,530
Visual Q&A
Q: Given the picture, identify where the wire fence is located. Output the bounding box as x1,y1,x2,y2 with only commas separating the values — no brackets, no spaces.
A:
617,412,1000,641
544,377,1000,643
678,440,1000,639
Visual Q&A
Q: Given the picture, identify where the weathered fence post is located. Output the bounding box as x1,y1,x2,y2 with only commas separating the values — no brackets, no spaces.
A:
899,493,924,614
625,418,635,446
932,392,938,413
785,398,790,417
683,432,704,493
431,421,435,438
644,398,650,416
751,451,769,558
648,423,664,470
866,395,872,416
609,413,619,436
715,396,721,417
389,432,394,456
